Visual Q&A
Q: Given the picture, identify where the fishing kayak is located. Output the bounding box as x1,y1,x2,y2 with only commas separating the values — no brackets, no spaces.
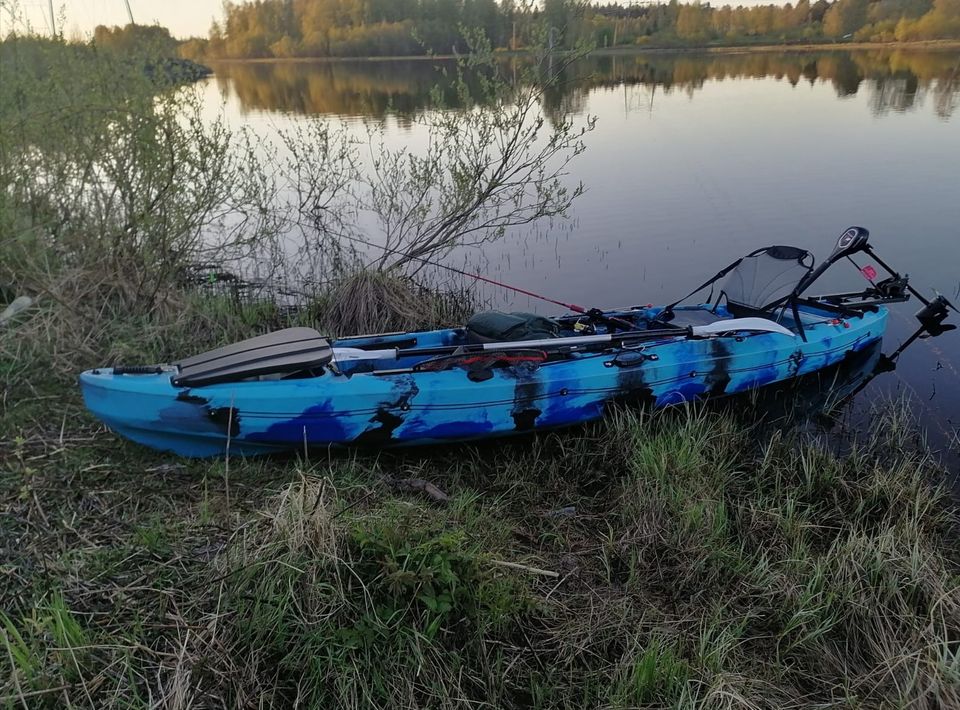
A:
79,227,954,457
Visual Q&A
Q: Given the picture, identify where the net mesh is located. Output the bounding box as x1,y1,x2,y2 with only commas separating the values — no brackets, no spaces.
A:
721,248,811,311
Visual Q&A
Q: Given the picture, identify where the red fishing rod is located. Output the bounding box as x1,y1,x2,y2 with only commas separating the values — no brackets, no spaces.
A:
340,233,637,330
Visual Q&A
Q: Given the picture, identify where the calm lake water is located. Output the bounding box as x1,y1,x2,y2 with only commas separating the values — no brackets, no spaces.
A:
200,49,960,462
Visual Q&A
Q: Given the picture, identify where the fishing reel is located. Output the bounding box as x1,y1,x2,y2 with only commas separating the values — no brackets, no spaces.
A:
572,316,597,335
585,307,635,332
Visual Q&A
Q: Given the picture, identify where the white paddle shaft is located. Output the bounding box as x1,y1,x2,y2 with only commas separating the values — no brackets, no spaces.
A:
332,317,796,362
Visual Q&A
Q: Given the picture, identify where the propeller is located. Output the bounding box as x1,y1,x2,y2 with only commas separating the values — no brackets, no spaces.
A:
875,288,956,370
935,290,959,314
916,291,957,338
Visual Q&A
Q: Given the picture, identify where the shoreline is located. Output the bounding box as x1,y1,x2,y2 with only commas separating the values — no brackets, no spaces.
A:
203,39,960,65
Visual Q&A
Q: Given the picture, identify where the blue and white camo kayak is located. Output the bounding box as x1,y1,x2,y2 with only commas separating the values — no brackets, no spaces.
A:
79,228,955,457
79,303,886,457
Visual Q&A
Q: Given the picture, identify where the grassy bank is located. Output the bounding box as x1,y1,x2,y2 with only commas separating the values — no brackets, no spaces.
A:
3,285,960,707
3,339,959,707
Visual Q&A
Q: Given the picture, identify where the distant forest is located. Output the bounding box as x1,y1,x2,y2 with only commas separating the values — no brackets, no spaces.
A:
166,0,960,60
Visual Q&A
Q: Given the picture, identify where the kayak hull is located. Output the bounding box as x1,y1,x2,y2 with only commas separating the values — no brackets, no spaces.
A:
79,305,887,457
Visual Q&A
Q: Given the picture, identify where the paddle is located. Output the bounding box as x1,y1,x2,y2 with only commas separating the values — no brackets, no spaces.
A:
331,317,797,363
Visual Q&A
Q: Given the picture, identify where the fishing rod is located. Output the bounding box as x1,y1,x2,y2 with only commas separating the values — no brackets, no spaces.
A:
333,231,637,330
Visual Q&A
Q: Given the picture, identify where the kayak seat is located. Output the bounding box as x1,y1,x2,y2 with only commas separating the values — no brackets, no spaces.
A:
720,245,814,313
659,308,726,328
173,327,333,387
660,245,814,332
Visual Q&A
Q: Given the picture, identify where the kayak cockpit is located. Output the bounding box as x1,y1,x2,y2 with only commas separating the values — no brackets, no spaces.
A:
98,303,800,386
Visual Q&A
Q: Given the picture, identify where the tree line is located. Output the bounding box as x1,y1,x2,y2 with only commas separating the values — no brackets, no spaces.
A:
171,0,960,61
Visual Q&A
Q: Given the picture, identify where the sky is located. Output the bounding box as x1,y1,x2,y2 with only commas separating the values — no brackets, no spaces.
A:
5,0,792,41
3,1,225,38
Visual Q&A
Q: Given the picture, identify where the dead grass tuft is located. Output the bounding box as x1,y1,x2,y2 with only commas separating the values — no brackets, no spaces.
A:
313,268,477,336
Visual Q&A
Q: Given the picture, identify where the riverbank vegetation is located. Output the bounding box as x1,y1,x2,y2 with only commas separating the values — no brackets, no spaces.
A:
2,27,959,710
177,0,960,61
0,28,589,369
0,27,210,86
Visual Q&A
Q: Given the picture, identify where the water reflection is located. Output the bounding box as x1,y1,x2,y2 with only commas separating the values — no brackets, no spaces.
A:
211,59,462,123
211,49,960,120
561,50,960,119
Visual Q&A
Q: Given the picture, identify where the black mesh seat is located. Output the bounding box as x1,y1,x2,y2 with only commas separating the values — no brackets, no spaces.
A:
719,245,813,315
657,245,814,335
662,229,888,343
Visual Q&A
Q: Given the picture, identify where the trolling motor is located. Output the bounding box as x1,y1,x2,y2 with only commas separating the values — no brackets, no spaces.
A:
802,226,955,323
797,226,871,292
800,226,957,371
798,227,879,299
